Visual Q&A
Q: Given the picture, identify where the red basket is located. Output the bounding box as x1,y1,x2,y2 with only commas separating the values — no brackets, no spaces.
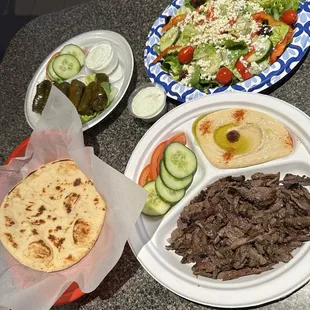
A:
5,137,84,306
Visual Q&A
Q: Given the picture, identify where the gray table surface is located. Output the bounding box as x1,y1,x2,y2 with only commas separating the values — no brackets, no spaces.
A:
0,0,310,309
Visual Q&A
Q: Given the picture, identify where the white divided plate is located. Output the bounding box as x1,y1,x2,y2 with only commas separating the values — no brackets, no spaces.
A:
125,92,310,308
25,30,134,131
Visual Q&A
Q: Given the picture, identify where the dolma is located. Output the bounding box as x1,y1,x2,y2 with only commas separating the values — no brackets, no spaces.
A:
95,73,109,84
68,79,85,108
53,81,70,97
32,80,52,114
78,81,96,115
91,84,108,112
59,82,70,97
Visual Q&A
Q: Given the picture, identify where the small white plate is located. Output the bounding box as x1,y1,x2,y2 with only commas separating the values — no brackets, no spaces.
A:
125,92,310,308
25,30,134,131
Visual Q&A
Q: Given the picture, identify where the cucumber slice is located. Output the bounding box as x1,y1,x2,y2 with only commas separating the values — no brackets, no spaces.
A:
142,181,171,216
60,44,85,66
247,37,272,63
52,55,81,80
160,160,193,190
47,58,63,83
155,176,185,204
160,27,180,52
164,142,197,179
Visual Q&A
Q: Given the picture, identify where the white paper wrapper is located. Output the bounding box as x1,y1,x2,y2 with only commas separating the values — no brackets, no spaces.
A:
0,86,148,310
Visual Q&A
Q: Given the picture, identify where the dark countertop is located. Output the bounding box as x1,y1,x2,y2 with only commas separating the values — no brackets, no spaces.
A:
0,0,310,309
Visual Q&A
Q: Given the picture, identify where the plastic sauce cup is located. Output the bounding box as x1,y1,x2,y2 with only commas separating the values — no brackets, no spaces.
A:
85,42,119,75
128,83,167,123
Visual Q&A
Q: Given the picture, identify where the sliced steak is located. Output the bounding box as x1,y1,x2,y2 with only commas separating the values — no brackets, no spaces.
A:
167,173,310,280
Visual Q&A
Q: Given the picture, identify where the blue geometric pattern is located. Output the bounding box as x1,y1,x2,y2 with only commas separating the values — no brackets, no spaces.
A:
144,0,310,102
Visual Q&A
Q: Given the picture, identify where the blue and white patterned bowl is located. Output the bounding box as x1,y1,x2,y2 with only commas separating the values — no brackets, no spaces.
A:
144,0,310,102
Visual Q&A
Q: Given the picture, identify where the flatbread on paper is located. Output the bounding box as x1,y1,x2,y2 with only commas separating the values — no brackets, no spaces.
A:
0,159,106,272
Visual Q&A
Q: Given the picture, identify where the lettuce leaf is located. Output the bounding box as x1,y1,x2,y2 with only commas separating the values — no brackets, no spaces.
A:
224,40,247,50
269,24,289,46
177,5,190,15
183,0,195,11
162,55,183,75
80,112,99,124
84,74,96,85
176,24,198,46
193,44,217,60
188,65,200,86
222,46,249,70
101,81,118,107
259,0,299,20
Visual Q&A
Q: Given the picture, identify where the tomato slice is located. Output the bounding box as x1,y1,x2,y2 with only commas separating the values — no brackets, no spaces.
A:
138,164,151,186
235,60,252,81
149,141,167,180
169,132,187,145
149,132,187,180
206,6,216,21
228,18,236,26
251,31,259,39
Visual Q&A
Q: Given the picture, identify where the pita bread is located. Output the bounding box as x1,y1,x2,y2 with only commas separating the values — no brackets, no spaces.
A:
0,159,106,272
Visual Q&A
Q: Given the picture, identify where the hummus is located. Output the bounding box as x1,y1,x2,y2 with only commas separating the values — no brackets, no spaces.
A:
193,108,293,169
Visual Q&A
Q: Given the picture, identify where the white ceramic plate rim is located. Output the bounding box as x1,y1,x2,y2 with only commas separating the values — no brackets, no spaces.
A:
125,92,310,308
24,30,134,131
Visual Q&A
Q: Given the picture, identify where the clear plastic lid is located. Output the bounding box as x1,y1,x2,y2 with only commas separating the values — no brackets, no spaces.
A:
127,83,167,122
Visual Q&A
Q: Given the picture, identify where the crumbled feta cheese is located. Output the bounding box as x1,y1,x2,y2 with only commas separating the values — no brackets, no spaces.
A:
176,0,264,85
239,56,249,67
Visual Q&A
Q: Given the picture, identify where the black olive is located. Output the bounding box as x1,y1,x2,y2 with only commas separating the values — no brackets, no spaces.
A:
259,25,272,35
165,16,171,25
226,130,240,143
190,0,206,8
178,70,188,81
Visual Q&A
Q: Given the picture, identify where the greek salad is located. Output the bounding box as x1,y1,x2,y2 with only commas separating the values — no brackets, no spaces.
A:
153,0,299,91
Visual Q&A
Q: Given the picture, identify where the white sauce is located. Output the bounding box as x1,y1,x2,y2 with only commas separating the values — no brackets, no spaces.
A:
86,43,112,70
132,87,165,118
86,42,118,74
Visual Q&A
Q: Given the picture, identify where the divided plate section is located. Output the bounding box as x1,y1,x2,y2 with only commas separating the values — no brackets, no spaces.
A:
131,118,211,250
25,30,134,132
137,156,310,308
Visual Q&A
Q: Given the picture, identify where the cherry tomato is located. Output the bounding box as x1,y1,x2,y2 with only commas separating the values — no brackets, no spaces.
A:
216,67,233,85
281,10,297,25
178,46,195,64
